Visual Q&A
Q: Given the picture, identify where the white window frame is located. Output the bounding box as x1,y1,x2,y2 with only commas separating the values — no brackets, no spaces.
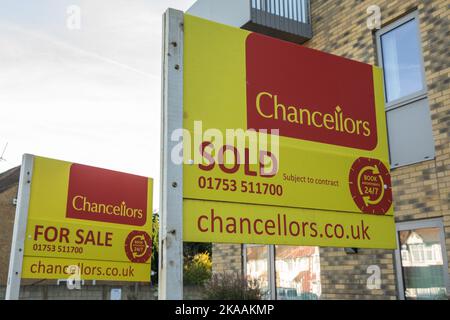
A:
375,11,435,169
375,11,428,111
243,244,276,300
394,218,450,300
244,244,321,300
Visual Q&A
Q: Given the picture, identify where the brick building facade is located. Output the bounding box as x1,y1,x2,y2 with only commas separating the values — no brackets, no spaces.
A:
211,0,449,300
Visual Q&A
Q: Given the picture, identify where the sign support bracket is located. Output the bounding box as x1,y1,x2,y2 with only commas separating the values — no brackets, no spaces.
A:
159,8,184,300
5,154,34,300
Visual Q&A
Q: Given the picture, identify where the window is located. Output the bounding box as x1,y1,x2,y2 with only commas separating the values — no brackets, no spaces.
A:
380,17,425,103
395,219,450,300
244,244,321,300
245,245,271,299
376,12,435,168
275,246,321,300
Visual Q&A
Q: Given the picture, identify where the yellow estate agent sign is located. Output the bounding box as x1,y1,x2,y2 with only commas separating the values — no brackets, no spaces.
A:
181,14,396,249
8,155,153,289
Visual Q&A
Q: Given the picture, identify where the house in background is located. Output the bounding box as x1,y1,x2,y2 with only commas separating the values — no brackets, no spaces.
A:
0,166,20,291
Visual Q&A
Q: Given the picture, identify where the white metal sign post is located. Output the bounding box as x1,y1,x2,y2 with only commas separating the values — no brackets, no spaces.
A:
5,154,34,300
158,8,184,300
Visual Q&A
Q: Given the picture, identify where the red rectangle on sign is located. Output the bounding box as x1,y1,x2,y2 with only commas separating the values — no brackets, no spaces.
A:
66,164,148,226
246,33,378,150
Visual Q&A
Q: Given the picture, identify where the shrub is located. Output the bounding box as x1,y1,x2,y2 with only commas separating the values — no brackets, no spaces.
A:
150,214,159,284
184,252,212,286
202,272,261,300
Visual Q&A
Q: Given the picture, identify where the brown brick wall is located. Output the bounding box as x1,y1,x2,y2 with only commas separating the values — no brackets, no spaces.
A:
0,284,159,300
212,0,449,300
0,184,18,286
211,243,243,275
317,248,397,300
305,0,450,299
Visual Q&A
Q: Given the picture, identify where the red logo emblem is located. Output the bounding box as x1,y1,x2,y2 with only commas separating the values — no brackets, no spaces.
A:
66,164,148,226
125,231,152,263
246,32,378,150
349,157,392,215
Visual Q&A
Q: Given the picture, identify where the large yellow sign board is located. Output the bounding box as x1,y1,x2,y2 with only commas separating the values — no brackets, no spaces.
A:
21,156,153,281
182,15,396,249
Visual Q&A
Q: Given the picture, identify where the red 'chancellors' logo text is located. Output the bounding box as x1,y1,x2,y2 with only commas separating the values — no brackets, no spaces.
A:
66,164,148,226
246,33,378,150
349,157,392,215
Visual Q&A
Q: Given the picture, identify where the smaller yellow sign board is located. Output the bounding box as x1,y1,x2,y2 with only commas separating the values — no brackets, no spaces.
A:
21,156,153,282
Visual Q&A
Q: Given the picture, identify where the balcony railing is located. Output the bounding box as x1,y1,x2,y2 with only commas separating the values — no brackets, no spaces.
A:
248,0,312,43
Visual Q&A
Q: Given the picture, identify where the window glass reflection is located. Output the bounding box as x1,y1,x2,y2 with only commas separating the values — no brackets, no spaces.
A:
381,18,424,103
275,246,321,300
399,227,448,300
246,245,270,299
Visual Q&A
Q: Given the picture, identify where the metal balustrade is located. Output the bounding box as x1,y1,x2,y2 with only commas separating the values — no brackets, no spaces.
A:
248,0,312,43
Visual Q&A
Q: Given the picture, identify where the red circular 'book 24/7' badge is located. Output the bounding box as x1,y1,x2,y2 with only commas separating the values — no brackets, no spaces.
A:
125,231,152,263
349,157,393,215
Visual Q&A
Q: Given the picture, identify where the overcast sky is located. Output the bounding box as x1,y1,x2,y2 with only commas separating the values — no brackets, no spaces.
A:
0,0,196,210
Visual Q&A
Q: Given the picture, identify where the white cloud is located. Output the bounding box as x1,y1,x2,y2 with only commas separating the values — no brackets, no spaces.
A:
0,0,196,210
